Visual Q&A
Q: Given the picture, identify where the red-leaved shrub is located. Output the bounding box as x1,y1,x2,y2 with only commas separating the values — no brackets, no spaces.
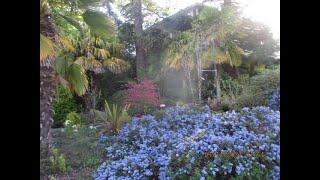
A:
123,79,160,114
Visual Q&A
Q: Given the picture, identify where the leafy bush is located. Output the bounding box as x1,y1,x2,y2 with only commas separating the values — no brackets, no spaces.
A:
64,112,82,137
235,67,279,108
66,111,81,125
123,78,160,115
220,66,280,110
49,148,68,173
95,106,280,180
53,86,81,128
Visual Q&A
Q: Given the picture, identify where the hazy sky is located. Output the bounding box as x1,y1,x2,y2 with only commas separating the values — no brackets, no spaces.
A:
154,0,280,40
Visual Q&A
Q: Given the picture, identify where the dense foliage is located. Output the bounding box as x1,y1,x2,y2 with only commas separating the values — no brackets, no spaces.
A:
219,66,280,110
53,86,81,127
95,105,280,179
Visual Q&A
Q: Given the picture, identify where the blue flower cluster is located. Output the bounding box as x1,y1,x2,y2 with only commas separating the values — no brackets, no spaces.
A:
95,105,280,180
268,90,280,111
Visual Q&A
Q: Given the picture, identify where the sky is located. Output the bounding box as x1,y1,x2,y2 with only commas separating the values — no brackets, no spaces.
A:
154,0,280,40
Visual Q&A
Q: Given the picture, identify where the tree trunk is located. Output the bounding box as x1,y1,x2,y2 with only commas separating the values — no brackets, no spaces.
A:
216,64,221,103
132,0,146,78
40,2,58,148
212,61,221,104
40,66,57,148
184,64,194,103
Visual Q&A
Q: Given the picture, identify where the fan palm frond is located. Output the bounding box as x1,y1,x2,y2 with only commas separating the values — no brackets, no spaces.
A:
59,36,76,52
55,11,85,36
67,63,89,96
94,48,110,59
82,10,116,41
104,57,130,74
40,33,56,63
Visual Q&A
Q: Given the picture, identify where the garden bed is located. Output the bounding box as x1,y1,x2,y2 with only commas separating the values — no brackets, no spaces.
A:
95,105,280,180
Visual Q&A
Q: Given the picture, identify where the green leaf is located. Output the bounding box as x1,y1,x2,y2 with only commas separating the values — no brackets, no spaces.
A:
82,10,116,41
67,63,89,96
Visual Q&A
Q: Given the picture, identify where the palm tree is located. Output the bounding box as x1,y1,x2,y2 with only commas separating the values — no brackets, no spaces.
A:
40,0,130,147
40,0,59,147
163,32,196,102
195,4,244,104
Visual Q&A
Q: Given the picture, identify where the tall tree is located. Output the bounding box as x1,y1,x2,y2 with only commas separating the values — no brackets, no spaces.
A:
132,0,146,77
117,0,169,78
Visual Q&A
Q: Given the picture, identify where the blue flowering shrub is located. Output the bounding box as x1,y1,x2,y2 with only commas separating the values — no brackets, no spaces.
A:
95,105,280,180
268,90,280,111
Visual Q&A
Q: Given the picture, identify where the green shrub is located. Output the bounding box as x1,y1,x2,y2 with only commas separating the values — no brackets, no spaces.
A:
66,112,81,125
235,66,279,109
49,148,68,173
53,125,104,179
162,98,176,106
53,86,80,128
64,112,82,137
220,66,280,109
153,109,166,119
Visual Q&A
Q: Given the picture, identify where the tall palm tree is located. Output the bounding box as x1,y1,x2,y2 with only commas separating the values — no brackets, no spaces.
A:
195,4,243,103
40,0,130,147
163,32,196,101
40,0,59,147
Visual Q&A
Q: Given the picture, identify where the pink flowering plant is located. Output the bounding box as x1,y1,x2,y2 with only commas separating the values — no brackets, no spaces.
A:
123,78,160,115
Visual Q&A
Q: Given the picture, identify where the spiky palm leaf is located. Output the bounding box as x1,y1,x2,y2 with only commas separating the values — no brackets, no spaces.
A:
59,36,76,52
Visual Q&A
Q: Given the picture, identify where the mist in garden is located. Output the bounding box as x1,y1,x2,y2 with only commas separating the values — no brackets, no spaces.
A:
40,0,280,179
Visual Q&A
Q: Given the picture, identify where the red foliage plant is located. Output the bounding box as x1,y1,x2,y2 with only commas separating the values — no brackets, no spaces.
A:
123,78,160,113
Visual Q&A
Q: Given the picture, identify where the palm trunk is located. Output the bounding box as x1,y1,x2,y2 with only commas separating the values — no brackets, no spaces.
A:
184,64,194,102
196,34,202,103
213,61,221,103
40,2,58,148
40,66,57,148
133,0,146,78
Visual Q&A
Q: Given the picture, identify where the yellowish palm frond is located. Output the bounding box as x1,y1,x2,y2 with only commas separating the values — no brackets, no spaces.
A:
59,36,76,52
94,48,110,59
40,33,56,62
104,57,130,74
215,49,230,64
